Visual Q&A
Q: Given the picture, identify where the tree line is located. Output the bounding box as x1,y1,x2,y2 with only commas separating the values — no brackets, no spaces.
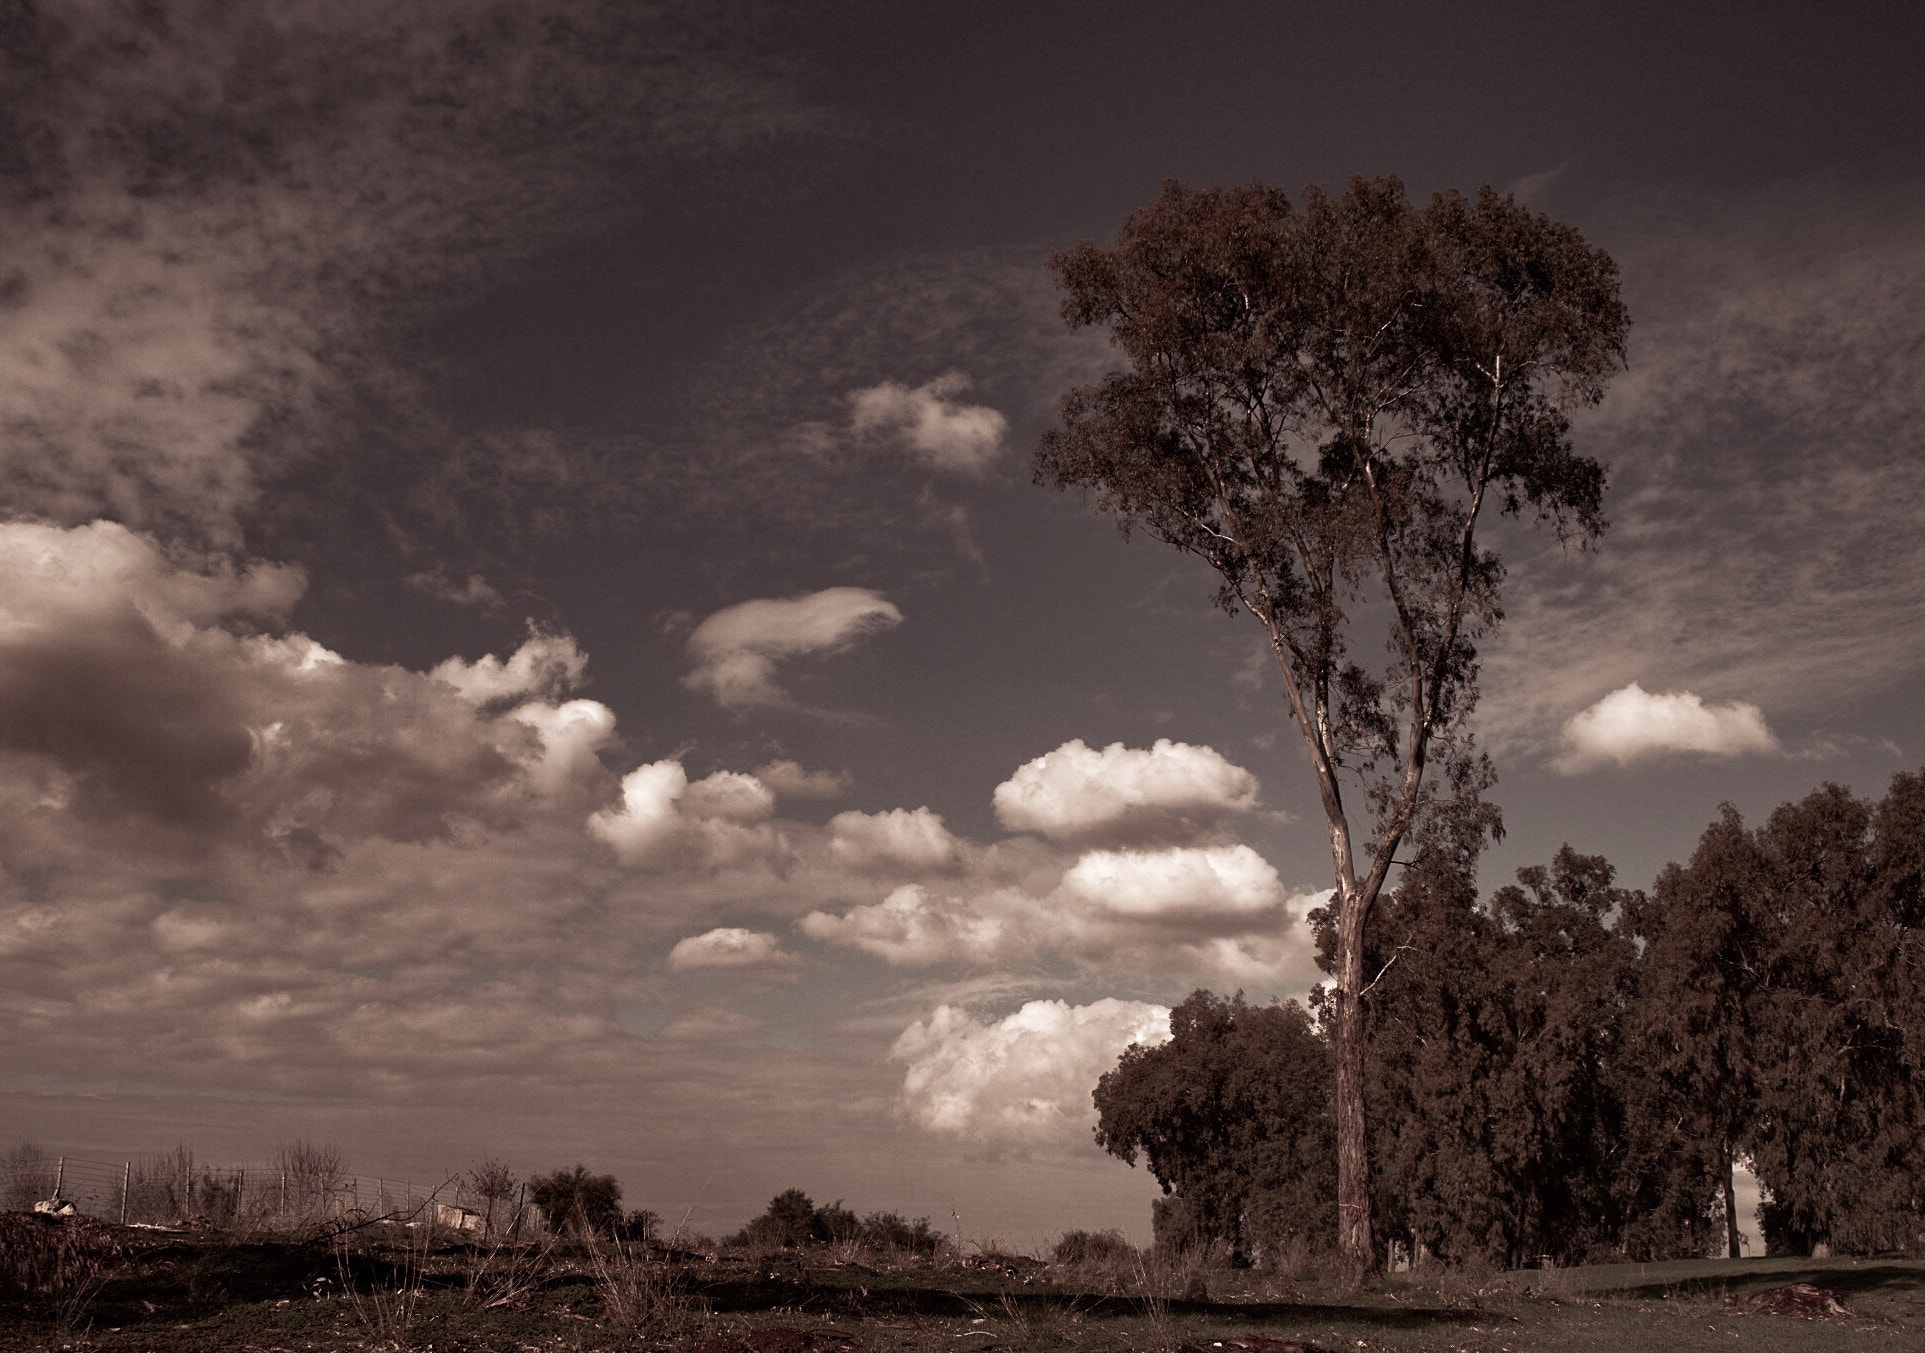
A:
1094,770,1925,1269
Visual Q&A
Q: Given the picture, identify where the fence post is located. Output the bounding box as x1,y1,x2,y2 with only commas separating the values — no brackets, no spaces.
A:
280,1170,287,1222
237,1168,245,1223
53,1156,64,1199
511,1181,525,1241
121,1161,130,1225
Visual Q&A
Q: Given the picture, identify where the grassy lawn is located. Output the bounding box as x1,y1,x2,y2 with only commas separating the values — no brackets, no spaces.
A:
2,1223,1919,1353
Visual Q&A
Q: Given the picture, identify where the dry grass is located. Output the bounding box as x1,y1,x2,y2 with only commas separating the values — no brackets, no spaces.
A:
0,1213,1920,1353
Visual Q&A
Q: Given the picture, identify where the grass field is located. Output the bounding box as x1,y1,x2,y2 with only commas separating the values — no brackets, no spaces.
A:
2,1217,1920,1353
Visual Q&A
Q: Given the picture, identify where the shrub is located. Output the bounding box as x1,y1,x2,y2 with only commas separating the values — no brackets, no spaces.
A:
729,1188,818,1248
1,1142,55,1212
857,1210,944,1257
527,1165,622,1237
1053,1228,1138,1267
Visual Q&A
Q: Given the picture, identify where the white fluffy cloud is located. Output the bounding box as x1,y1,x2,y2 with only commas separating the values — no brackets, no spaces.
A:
1055,845,1284,921
849,371,1008,476
798,884,1013,966
588,762,785,870
992,738,1260,844
891,999,1170,1148
431,632,587,706
827,807,960,874
665,927,788,971
683,587,902,709
1556,682,1780,771
799,844,1321,983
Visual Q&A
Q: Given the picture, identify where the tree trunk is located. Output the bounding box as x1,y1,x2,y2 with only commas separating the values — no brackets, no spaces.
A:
1334,890,1373,1279
1722,1148,1742,1259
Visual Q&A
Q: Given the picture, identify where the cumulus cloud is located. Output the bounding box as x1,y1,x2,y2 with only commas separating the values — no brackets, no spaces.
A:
1055,845,1284,921
891,999,1170,1149
0,520,614,836
827,807,960,874
665,927,788,971
1556,682,1780,771
800,844,1321,984
799,884,1013,966
993,738,1260,844
588,762,786,870
431,632,587,706
684,588,902,709
849,372,1008,476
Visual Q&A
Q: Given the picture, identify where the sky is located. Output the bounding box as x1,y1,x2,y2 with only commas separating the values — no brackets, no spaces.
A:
1,0,1922,1250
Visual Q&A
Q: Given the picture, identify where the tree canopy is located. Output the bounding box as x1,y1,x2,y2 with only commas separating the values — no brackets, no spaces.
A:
1092,769,1925,1268
1041,175,1628,1271
1093,990,1332,1263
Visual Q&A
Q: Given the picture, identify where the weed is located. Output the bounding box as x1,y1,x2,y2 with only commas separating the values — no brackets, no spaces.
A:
586,1233,713,1341
334,1215,434,1348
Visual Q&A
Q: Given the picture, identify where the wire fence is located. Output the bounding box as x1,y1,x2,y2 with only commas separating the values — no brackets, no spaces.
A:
0,1148,534,1236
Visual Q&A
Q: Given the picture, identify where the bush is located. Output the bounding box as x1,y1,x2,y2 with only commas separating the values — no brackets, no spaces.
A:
1,1143,55,1212
1052,1228,1138,1267
857,1210,945,1258
724,1192,944,1254
0,1214,126,1301
527,1165,622,1238
728,1188,818,1248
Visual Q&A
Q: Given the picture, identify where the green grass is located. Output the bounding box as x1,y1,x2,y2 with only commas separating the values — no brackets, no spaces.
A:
0,1223,1918,1353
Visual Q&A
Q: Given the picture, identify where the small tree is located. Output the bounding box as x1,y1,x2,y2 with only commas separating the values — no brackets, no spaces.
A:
465,1159,518,1238
1040,176,1627,1273
527,1164,622,1238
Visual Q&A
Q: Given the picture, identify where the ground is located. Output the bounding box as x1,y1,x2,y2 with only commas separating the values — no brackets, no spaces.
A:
2,1219,1921,1353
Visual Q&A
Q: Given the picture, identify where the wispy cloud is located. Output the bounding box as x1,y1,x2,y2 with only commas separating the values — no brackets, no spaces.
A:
683,587,903,709
1478,190,1925,759
0,1,830,548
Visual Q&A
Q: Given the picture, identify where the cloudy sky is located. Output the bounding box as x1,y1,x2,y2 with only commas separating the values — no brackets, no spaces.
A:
2,0,1921,1247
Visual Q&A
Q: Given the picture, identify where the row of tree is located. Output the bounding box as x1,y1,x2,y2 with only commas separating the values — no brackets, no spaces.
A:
1094,771,1925,1268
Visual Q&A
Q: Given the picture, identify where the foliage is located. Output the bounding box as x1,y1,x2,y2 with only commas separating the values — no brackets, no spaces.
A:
854,1209,946,1257
1349,845,1646,1268
725,1192,945,1255
0,1213,127,1299
527,1164,623,1238
1644,775,1925,1257
1052,1227,1138,1267
1094,990,1333,1263
1101,768,1925,1269
464,1158,518,1237
1040,174,1628,1272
